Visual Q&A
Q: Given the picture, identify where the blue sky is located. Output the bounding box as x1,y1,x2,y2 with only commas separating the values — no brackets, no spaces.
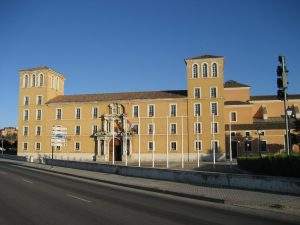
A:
0,0,299,128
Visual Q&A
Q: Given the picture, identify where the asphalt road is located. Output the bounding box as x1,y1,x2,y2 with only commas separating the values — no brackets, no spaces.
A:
0,161,298,225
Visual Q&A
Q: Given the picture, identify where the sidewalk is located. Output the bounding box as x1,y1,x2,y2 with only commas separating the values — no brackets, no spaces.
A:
1,158,300,216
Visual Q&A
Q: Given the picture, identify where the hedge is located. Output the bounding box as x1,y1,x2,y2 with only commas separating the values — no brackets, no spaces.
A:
237,154,300,178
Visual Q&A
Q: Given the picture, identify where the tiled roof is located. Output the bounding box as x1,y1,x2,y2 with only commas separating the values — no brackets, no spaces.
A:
185,55,223,60
224,101,251,105
224,80,250,88
250,94,300,101
46,90,188,104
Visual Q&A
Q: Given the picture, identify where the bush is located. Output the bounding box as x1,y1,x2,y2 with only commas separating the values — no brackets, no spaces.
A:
237,153,300,177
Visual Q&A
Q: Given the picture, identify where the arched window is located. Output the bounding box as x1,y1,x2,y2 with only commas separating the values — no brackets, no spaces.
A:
32,74,36,87
212,63,217,77
39,74,44,86
24,75,29,88
192,64,198,78
202,63,208,77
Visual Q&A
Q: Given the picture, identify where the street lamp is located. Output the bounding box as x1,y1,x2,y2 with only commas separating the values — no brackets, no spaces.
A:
256,130,264,157
286,107,293,155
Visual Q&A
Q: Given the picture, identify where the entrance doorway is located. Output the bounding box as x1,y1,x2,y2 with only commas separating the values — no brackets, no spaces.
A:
109,138,122,161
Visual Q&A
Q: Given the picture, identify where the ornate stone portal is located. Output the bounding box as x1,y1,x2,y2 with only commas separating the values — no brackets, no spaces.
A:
93,103,133,162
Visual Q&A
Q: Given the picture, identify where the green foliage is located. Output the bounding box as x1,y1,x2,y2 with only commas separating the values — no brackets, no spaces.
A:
237,153,300,178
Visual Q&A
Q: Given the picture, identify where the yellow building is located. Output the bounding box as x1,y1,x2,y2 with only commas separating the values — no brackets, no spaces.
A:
17,55,300,162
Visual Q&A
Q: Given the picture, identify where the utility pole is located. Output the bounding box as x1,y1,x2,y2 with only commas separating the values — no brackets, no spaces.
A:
276,55,289,155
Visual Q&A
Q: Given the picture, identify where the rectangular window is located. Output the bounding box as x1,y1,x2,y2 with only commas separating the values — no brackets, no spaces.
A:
230,112,237,122
170,123,177,134
23,143,28,151
211,102,218,116
194,122,201,134
133,105,139,118
36,126,41,136
148,141,155,151
36,142,41,151
75,108,81,119
75,126,81,135
148,105,155,117
93,125,98,134
75,142,80,151
195,140,202,151
194,103,201,116
210,87,217,98
211,140,219,152
23,126,28,136
24,110,29,121
211,122,218,134
260,140,267,152
56,109,62,120
132,124,139,134
148,124,154,135
170,104,177,117
93,107,98,119
170,141,177,151
245,131,251,137
194,88,201,99
37,96,42,105
24,96,29,106
36,109,42,120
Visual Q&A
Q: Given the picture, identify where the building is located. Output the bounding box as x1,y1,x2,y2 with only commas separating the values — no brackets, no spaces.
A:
17,55,300,162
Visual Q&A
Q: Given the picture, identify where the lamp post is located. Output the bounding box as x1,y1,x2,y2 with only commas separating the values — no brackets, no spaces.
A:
256,130,263,157
286,107,293,155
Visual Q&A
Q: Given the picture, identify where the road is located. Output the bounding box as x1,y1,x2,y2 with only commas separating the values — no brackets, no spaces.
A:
0,161,298,225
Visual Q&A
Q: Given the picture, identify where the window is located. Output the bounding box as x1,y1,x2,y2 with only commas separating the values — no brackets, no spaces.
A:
148,141,155,151
148,124,154,135
37,96,42,105
260,131,265,136
75,126,81,135
212,63,218,77
36,109,42,120
195,140,202,151
230,131,236,137
211,102,218,116
56,109,62,120
194,103,201,116
245,131,251,137
194,122,202,134
211,140,219,152
210,87,217,98
24,75,29,88
24,110,29,121
24,96,29,106
260,140,267,152
132,124,139,134
170,123,177,134
170,104,177,117
133,105,139,118
202,63,208,77
230,112,237,122
192,64,198,78
92,107,98,119
170,141,177,151
36,142,41,151
39,74,44,86
75,108,81,119
32,74,36,87
93,125,98,134
23,143,28,151
23,126,28,136
36,126,41,136
75,142,80,151
211,122,218,133
194,88,201,99
148,105,155,117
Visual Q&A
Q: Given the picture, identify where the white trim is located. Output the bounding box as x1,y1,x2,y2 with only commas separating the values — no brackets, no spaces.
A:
194,87,201,99
36,109,42,120
169,141,177,151
132,105,139,118
169,103,177,117
193,102,201,117
36,95,43,105
230,111,237,122
148,141,155,151
201,62,208,77
75,125,81,135
75,107,81,119
191,63,199,78
147,104,155,117
23,126,29,136
194,122,202,134
23,109,29,121
194,140,202,151
211,122,219,134
211,62,218,77
39,73,44,86
210,102,218,116
92,106,99,119
74,142,81,151
210,86,218,98
169,123,177,134
56,108,63,120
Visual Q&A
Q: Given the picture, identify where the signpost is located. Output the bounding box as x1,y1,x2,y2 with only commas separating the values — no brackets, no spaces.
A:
51,126,67,159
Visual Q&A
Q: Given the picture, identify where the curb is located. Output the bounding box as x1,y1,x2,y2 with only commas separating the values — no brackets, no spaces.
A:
9,161,225,204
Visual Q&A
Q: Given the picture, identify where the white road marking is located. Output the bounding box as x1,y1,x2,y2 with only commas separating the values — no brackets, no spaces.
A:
67,194,92,203
22,179,33,184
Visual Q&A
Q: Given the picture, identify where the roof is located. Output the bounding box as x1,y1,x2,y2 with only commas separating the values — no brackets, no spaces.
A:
185,55,223,60
19,66,50,72
224,80,250,88
224,101,251,106
46,90,188,104
251,94,300,101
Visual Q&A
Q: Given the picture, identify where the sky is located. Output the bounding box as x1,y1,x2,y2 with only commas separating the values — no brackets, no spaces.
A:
0,0,299,128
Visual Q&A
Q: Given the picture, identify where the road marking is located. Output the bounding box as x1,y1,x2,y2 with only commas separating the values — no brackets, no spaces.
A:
67,194,92,203
22,179,33,184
